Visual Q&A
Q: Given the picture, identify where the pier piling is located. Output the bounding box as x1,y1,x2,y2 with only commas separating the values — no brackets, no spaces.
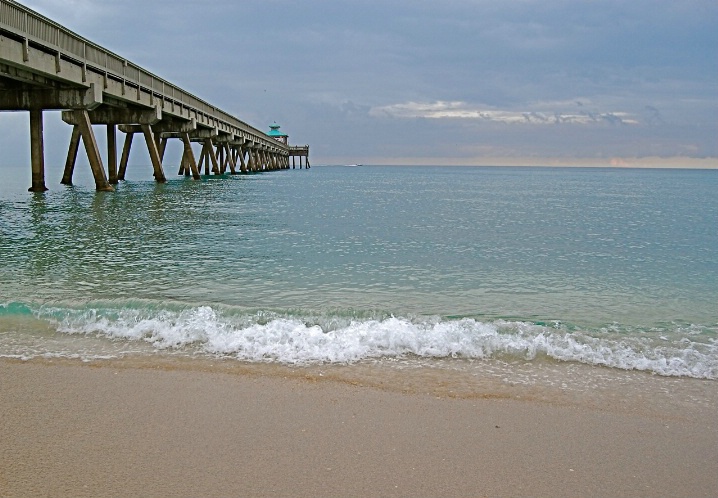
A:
61,125,81,185
28,109,48,192
74,109,113,191
107,124,118,184
118,132,134,181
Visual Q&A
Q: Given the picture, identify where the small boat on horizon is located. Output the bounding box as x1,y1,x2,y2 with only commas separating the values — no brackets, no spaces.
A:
347,163,362,167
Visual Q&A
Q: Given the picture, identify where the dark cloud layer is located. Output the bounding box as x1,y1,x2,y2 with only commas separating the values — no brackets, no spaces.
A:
2,0,716,166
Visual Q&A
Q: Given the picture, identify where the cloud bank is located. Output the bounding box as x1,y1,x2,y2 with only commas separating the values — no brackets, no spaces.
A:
370,101,639,126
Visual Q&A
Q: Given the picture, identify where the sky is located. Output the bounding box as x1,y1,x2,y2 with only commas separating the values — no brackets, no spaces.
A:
2,0,717,167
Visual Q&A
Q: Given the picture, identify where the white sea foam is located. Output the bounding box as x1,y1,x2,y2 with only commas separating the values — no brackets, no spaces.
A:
47,306,718,379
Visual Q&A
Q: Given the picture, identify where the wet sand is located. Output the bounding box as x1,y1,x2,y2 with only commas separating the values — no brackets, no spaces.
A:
1,358,716,497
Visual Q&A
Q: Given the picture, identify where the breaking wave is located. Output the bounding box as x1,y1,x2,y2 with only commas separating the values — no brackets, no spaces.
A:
3,302,713,379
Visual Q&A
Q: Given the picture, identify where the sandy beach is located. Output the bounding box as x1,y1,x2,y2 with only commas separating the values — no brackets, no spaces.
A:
1,358,716,497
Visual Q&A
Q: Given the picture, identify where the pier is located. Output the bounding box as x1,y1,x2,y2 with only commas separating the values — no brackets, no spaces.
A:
0,0,309,192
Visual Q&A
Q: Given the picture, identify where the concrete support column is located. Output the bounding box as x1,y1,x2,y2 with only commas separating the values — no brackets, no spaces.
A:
61,125,81,185
179,154,188,176
208,140,220,174
74,109,113,191
158,135,168,162
118,132,134,181
180,132,200,180
238,146,248,173
218,145,225,173
197,143,207,174
253,149,259,171
230,147,238,172
28,109,48,192
107,124,118,184
228,145,237,174
197,139,219,175
223,144,237,174
140,124,166,182
246,148,254,172
178,141,189,176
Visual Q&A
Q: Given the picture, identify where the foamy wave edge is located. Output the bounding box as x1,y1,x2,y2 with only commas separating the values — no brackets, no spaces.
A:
47,305,718,379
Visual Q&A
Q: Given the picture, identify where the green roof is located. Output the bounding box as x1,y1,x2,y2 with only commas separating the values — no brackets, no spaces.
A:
267,122,288,137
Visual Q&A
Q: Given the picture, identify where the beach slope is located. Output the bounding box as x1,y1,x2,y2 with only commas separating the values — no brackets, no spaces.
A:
1,359,716,497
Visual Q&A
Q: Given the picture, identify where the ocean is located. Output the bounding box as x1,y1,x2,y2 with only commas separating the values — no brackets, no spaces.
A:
1,163,716,406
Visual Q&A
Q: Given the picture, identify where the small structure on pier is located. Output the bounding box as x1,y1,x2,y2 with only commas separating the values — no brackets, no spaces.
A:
267,122,288,145
268,122,310,169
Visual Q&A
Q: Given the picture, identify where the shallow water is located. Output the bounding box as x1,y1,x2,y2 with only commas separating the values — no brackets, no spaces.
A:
1,164,716,385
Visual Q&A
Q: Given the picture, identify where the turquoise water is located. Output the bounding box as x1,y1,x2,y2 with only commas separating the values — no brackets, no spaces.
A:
1,164,716,378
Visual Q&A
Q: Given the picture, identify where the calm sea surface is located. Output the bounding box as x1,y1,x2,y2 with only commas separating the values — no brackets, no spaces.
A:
1,164,716,387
